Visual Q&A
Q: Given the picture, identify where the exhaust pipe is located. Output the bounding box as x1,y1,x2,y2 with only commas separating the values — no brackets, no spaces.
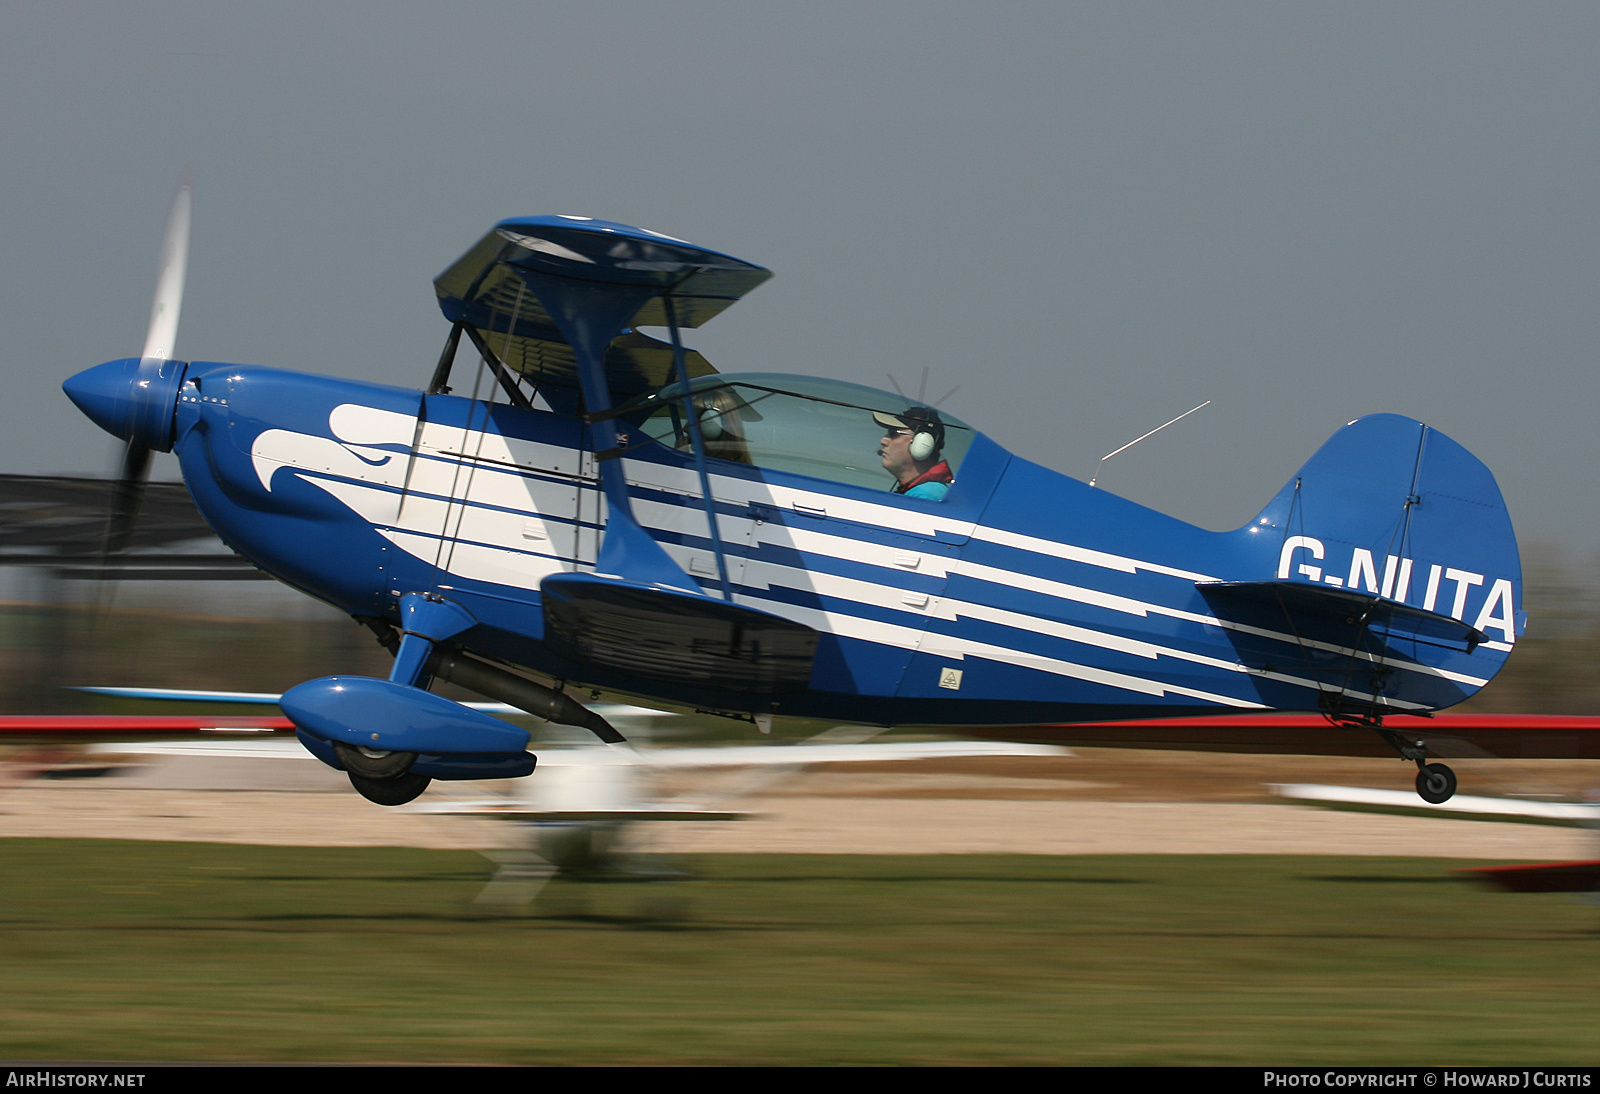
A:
427,647,625,744
356,614,625,743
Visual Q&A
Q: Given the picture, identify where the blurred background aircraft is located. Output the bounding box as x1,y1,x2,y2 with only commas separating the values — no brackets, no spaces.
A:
45,705,1065,901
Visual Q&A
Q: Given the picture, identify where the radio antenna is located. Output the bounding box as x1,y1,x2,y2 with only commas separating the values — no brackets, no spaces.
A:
1089,400,1212,488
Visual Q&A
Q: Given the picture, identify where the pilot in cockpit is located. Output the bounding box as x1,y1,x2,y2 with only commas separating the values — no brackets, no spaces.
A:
683,389,752,464
874,407,954,501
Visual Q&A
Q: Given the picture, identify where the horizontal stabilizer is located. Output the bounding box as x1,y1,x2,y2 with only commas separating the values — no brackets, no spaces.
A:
1199,580,1487,652
542,572,819,694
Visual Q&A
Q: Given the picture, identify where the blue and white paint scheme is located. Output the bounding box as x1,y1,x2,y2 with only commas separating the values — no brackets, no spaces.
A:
62,213,1521,806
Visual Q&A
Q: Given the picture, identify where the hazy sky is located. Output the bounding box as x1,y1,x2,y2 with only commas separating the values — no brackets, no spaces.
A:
4,3,1597,553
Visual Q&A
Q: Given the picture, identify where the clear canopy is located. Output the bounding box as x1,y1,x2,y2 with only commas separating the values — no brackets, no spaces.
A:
624,373,974,494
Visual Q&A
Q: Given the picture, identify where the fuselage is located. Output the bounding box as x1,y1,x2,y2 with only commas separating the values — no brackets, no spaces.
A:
157,361,1516,727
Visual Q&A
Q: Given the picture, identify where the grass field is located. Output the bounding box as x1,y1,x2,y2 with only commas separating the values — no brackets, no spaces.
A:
1,839,1596,1065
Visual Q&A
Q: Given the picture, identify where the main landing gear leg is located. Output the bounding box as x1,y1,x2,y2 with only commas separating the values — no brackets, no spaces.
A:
333,602,624,809
1373,725,1457,805
325,593,479,807
319,626,441,806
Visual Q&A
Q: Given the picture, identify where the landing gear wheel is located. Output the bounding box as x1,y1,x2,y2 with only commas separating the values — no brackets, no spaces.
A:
348,770,431,806
333,742,418,779
1416,762,1457,805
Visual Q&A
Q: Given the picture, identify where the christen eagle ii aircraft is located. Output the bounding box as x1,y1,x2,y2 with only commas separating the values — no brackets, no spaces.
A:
63,201,1522,808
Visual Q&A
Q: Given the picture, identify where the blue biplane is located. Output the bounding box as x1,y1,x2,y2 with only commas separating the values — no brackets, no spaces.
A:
63,197,1522,807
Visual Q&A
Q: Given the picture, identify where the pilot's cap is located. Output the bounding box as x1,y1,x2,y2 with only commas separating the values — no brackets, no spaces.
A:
872,406,943,434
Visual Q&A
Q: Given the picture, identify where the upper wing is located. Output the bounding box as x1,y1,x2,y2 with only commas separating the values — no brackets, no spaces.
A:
433,216,771,406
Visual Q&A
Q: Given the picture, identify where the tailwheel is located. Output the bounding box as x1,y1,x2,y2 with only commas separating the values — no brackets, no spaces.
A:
1415,762,1457,805
348,770,432,806
1372,725,1458,806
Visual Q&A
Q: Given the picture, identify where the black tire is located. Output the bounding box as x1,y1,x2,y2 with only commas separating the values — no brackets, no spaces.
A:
348,770,431,806
1416,762,1457,805
333,742,417,779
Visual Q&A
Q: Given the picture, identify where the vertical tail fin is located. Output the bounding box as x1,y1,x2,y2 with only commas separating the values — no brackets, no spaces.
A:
1208,414,1520,714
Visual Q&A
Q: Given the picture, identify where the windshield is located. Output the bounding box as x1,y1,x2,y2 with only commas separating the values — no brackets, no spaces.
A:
623,373,975,494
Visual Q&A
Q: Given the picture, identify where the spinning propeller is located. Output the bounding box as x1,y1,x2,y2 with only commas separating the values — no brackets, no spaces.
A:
66,178,192,555
110,176,191,553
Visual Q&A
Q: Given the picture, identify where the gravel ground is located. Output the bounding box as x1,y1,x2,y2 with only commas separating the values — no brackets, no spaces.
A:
1,746,1595,859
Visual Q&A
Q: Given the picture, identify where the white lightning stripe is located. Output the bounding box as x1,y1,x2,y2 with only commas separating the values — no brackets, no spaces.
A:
255,413,1492,699
733,555,1432,707
373,505,1457,711
272,404,1246,588
632,447,1212,582
943,558,1487,687
309,470,1485,696
950,558,1172,620
738,503,1481,686
935,597,1240,669
322,485,1275,707
964,524,1218,582
925,592,1431,708
748,521,955,577
295,464,1488,693
380,529,569,589
730,594,1268,709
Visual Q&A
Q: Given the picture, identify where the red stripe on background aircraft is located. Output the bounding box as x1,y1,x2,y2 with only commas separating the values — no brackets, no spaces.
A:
0,715,292,736
972,713,1600,760
14,695,1599,765
1464,861,1600,893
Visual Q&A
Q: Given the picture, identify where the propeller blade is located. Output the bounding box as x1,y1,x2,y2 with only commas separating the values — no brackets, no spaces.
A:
105,440,152,555
141,174,191,362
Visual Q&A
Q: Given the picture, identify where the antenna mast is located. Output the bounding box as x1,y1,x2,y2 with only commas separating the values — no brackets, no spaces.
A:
1089,401,1212,488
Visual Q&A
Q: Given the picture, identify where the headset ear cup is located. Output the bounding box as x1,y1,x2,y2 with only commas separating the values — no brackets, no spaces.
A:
909,430,936,462
700,411,724,441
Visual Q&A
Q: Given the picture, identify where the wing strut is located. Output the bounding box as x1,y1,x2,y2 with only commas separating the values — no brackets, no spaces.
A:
460,325,534,411
663,294,733,601
427,321,465,395
457,219,818,694
508,268,699,592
